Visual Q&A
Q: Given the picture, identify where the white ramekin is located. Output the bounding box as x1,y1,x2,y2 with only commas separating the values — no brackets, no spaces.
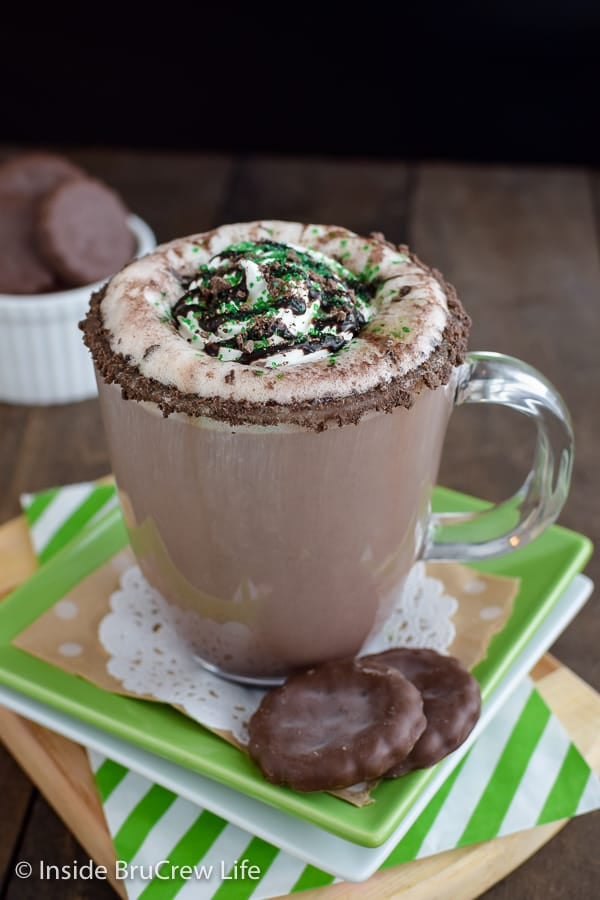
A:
0,214,156,405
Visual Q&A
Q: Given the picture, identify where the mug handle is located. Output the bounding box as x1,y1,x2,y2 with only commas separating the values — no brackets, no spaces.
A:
424,352,574,561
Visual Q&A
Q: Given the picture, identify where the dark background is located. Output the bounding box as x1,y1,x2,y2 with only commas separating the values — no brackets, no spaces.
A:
2,3,599,165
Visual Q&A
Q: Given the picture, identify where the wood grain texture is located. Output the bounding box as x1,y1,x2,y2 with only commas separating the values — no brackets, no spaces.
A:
0,715,123,900
0,405,29,523
216,155,412,242
0,746,33,895
3,792,116,900
0,518,36,895
0,518,36,601
0,151,598,898
5,401,109,521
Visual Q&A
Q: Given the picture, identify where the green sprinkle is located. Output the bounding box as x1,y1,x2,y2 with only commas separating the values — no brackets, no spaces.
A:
173,237,379,364
192,246,199,253
253,369,264,376
222,240,257,254
276,372,285,379
402,326,411,332
311,227,319,234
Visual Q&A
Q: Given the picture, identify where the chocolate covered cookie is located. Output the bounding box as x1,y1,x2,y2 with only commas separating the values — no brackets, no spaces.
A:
0,152,84,198
0,194,55,294
248,658,426,791
0,153,85,294
360,648,481,776
37,178,135,287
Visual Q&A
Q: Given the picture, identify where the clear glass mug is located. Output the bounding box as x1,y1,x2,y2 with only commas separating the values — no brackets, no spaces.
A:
97,351,573,685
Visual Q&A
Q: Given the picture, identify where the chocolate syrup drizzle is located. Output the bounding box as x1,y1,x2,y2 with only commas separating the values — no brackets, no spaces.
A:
171,240,376,364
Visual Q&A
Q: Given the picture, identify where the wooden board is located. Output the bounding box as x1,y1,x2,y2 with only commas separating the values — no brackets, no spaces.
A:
1,516,599,900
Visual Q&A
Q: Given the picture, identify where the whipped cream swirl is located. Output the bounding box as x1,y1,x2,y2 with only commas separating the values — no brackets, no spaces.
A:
171,240,375,367
93,221,458,423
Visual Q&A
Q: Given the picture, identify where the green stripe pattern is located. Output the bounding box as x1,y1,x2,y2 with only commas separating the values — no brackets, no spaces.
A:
22,482,118,564
25,486,60,525
537,745,592,824
116,785,178,863
95,758,128,802
138,811,228,900
458,690,551,846
22,483,600,899
290,865,337,893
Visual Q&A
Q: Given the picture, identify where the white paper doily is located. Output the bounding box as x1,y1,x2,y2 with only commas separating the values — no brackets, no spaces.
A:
359,562,457,656
99,561,457,745
98,567,263,744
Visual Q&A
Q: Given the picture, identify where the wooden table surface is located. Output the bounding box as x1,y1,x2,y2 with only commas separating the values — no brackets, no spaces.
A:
0,149,598,899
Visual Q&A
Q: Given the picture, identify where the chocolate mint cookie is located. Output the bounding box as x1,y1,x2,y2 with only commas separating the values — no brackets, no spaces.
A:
0,194,55,294
0,153,84,294
0,152,83,197
247,658,426,791
360,648,481,776
37,178,135,287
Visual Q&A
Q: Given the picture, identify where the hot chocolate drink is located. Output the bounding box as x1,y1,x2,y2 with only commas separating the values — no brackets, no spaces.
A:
82,221,572,683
